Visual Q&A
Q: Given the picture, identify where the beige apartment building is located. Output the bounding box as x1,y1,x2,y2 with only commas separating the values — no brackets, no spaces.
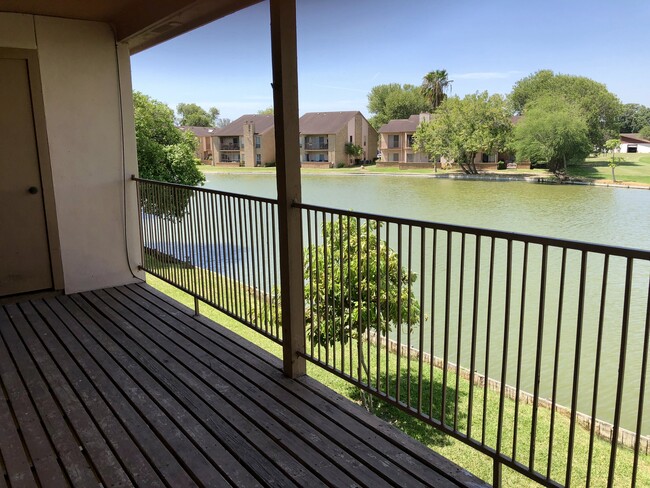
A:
299,111,378,167
179,126,217,165
212,114,275,167
378,113,431,165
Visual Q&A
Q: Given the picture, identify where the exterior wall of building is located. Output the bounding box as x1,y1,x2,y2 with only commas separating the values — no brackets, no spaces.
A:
335,126,348,166
260,130,276,165
242,122,255,168
0,13,143,293
621,142,650,153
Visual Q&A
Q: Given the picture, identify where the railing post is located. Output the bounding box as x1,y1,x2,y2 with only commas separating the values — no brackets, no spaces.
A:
270,0,306,378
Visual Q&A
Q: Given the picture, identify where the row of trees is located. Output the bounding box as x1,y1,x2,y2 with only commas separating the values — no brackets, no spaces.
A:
368,69,647,175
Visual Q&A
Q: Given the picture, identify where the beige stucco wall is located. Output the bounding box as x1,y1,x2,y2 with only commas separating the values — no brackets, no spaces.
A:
0,14,143,293
261,130,276,165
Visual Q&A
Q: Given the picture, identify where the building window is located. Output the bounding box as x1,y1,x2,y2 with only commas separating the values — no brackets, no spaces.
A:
349,135,353,143
389,135,400,148
406,153,414,162
482,153,497,163
407,135,414,147
255,136,261,149
256,154,261,166
392,153,399,162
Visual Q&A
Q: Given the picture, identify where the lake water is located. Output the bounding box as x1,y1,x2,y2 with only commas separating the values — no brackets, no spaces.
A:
203,173,650,433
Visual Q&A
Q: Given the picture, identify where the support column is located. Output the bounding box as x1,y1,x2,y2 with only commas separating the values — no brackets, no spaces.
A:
270,0,306,378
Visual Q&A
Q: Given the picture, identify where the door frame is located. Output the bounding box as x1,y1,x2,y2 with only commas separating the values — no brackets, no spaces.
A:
1,47,64,292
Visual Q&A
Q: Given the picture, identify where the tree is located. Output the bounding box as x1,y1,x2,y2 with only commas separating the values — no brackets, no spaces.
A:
367,83,429,129
618,104,650,133
604,138,622,182
344,142,363,165
509,70,621,149
134,92,205,186
215,118,232,128
512,96,592,174
257,107,274,115
305,218,420,406
639,126,650,140
176,102,219,127
421,70,452,111
413,92,513,174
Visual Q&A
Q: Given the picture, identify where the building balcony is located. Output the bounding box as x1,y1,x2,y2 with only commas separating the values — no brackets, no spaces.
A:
220,143,240,151
0,282,480,488
304,142,329,150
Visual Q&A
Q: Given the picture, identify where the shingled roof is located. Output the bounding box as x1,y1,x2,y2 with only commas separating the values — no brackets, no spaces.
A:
299,111,360,134
178,126,219,138
378,115,421,133
213,114,275,137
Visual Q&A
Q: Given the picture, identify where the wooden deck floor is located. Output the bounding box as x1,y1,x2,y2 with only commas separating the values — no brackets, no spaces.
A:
0,283,486,488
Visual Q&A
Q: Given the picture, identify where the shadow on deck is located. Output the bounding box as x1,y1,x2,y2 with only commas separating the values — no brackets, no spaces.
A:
0,283,486,487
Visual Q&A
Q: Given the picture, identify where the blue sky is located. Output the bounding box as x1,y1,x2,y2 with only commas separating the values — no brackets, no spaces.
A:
131,0,650,121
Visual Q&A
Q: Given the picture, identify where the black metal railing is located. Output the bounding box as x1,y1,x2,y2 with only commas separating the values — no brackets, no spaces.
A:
296,202,650,488
220,143,240,150
133,178,649,487
134,178,282,343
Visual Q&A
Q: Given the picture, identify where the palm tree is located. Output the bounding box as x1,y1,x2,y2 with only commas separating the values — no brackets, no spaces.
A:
421,70,452,111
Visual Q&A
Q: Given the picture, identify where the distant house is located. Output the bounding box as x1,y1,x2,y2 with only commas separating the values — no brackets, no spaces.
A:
620,133,650,153
299,111,378,167
179,126,217,165
378,113,431,165
212,114,275,167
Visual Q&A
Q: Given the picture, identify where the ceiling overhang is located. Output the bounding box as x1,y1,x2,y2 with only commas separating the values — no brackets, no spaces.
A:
0,0,262,53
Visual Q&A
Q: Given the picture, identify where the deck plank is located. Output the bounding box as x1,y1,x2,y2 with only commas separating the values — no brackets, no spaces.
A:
67,292,259,488
93,288,328,488
40,297,197,488
0,306,82,488
28,299,164,488
0,284,487,488
96,287,357,487
0,328,37,488
125,283,471,488
15,301,135,488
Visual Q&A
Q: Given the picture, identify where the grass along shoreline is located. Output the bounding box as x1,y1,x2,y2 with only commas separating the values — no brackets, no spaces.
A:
197,152,650,188
147,274,649,487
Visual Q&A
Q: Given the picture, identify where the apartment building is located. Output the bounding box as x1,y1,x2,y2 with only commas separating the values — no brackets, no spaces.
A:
212,114,275,167
378,113,431,164
299,111,378,167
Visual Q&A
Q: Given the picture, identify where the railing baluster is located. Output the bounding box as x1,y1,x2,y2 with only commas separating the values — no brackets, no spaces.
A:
565,251,588,488
631,278,650,488
513,241,529,461
586,255,609,486
467,234,481,439
496,239,513,459
606,258,634,488
530,244,548,472
454,232,466,431
547,247,567,481
442,231,452,427
418,228,426,415
482,237,495,446
429,228,438,420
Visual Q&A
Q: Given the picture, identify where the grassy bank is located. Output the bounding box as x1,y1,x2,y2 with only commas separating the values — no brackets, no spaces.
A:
147,274,649,487
567,153,650,185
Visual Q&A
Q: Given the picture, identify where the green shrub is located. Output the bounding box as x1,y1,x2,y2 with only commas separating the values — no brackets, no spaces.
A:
497,160,506,170
335,162,346,168
264,161,276,167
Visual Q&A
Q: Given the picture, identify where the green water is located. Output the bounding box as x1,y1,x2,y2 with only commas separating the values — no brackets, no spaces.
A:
203,173,650,433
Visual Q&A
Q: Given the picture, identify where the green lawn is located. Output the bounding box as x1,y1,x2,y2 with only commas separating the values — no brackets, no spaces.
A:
199,154,650,186
147,274,649,488
568,153,650,185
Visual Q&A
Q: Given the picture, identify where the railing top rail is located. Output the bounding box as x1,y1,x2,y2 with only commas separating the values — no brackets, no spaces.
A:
295,201,650,260
133,176,278,205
